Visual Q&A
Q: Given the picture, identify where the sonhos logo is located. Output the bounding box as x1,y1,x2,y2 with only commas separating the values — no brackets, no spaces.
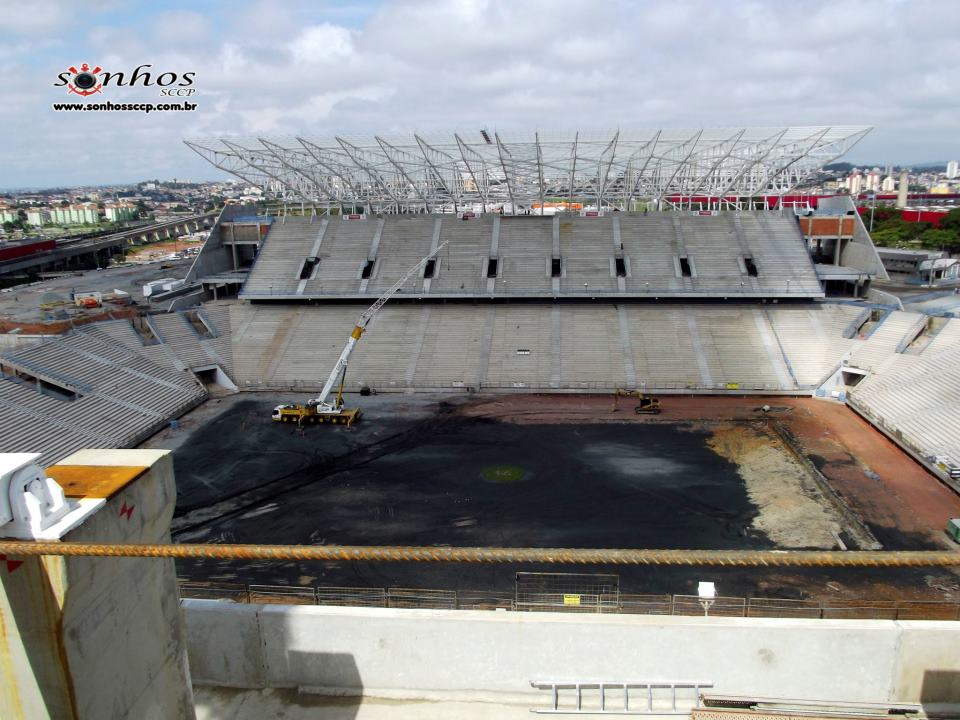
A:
60,63,104,96
55,63,196,96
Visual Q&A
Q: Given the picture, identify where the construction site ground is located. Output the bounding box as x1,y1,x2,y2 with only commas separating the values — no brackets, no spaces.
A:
147,392,960,604
0,254,193,329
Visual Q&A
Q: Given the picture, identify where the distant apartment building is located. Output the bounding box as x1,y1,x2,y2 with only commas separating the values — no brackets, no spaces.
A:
947,160,959,180
25,208,50,227
843,170,863,195
104,202,137,222
865,168,881,192
0,206,18,224
881,176,896,192
51,203,100,225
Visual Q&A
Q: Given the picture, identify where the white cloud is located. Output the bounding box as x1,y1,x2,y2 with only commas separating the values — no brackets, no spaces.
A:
152,10,210,46
2,0,959,187
290,24,355,64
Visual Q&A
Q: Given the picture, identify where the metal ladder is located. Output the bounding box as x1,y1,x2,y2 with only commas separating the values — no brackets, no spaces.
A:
531,680,712,715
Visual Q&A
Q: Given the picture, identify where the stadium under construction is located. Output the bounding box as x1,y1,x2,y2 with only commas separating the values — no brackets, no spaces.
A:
2,126,960,717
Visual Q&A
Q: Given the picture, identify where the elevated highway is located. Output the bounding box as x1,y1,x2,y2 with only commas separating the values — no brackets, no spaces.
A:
0,214,216,276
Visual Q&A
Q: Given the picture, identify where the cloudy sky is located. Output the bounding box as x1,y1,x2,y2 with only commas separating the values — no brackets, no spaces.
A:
2,0,958,189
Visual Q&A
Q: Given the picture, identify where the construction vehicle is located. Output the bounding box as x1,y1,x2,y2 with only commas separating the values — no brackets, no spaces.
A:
612,388,662,415
272,240,450,426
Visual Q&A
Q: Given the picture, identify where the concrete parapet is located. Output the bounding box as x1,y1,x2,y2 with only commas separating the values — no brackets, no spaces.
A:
0,449,195,720
182,601,960,710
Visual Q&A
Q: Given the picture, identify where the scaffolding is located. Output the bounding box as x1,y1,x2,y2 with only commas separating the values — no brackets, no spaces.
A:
185,126,871,215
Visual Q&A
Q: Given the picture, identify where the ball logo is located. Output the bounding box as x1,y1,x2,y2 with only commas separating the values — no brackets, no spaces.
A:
63,63,104,96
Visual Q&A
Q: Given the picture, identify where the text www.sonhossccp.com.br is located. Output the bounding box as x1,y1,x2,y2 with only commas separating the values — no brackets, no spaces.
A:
52,101,197,113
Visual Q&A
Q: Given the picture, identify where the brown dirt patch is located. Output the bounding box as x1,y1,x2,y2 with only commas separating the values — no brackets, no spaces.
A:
706,423,844,549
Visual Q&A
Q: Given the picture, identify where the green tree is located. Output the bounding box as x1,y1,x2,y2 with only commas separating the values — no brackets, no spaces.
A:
918,228,958,249
870,217,928,247
937,207,960,233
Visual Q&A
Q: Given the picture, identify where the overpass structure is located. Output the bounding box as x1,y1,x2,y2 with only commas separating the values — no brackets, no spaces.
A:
0,214,216,276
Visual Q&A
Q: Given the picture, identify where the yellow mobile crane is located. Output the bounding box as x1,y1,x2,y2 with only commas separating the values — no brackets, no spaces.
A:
271,240,449,426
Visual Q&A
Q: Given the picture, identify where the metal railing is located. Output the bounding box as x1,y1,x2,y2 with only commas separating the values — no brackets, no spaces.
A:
177,581,960,621
239,377,791,393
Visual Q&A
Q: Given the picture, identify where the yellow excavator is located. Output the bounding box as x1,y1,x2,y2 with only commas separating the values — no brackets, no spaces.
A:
271,240,449,426
612,388,662,415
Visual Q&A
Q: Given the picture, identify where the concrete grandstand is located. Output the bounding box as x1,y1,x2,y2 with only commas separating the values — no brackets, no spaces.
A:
233,212,824,300
2,125,958,492
5,126,960,719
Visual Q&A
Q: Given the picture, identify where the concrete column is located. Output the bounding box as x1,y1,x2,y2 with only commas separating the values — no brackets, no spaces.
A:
0,450,195,720
896,170,909,209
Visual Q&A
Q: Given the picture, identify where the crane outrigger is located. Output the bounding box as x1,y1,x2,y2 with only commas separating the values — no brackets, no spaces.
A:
271,240,449,426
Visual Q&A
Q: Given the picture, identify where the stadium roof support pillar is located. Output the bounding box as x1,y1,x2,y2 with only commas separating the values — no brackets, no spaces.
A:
415,134,462,213
596,130,620,210
656,130,703,210
336,136,401,213
716,128,789,209
494,133,517,214
535,132,546,213
623,131,660,212
376,136,434,213
454,133,490,210
567,131,579,209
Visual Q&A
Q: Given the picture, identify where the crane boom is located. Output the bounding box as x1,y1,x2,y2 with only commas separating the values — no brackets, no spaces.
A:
291,239,449,418
312,239,449,410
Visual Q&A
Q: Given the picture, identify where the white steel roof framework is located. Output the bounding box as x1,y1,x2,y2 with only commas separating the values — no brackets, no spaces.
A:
185,126,871,214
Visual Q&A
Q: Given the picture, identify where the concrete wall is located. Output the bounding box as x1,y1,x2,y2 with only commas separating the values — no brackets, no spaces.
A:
0,333,47,350
184,602,960,709
61,450,195,720
185,204,257,285
816,196,889,280
865,287,905,310
0,450,195,720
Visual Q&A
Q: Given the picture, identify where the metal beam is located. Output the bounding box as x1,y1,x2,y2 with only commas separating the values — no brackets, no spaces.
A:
186,128,873,212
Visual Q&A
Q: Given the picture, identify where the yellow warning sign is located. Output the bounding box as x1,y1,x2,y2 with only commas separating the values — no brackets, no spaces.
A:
563,594,581,606
725,382,740,390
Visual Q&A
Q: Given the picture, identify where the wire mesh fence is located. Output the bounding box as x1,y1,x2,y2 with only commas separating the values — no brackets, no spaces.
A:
178,578,960,621
671,595,748,618
516,572,620,614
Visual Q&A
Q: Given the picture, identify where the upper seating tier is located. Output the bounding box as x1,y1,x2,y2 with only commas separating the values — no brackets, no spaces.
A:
240,212,823,301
